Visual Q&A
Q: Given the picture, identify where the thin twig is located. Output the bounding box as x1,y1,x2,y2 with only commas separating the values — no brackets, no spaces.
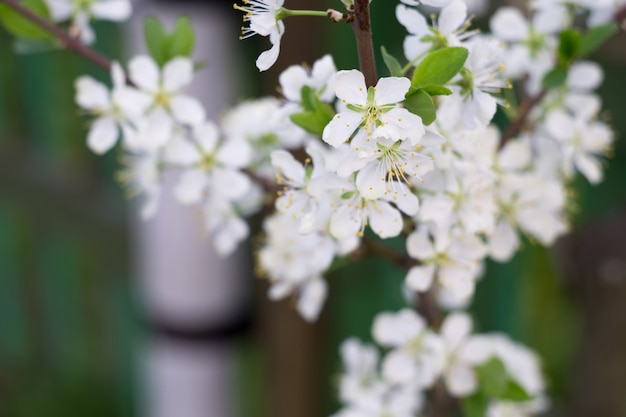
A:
499,90,545,149
0,0,130,80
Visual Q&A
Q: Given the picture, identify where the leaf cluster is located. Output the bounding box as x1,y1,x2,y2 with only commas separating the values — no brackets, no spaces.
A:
462,357,533,417
143,15,195,67
542,23,618,89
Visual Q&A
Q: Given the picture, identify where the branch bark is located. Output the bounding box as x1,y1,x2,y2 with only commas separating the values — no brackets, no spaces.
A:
499,90,545,149
350,0,377,88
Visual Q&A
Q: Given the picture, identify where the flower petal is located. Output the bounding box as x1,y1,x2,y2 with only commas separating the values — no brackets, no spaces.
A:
87,117,118,154
170,95,206,126
129,55,160,92
91,0,132,21
163,57,194,92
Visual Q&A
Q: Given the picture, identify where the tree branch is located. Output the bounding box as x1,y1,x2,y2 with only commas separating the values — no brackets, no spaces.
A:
1,0,123,77
360,236,442,327
350,0,377,88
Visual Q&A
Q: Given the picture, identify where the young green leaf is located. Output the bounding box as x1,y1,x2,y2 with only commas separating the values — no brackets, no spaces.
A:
420,85,452,96
476,357,509,398
144,16,168,66
579,23,618,57
381,46,404,77
168,16,195,58
0,0,52,40
462,393,488,417
557,29,581,66
299,86,317,112
404,89,436,125
412,47,468,88
542,66,568,89
501,381,533,402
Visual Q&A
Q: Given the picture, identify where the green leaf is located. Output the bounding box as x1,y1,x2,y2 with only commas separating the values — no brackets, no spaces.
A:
144,16,168,66
579,23,618,57
501,381,533,402
381,45,404,77
462,393,488,417
404,89,436,125
557,29,581,65
299,85,317,112
289,95,334,137
168,16,195,58
476,357,509,398
0,0,52,40
411,47,468,88
420,85,452,96
290,112,321,136
542,66,568,89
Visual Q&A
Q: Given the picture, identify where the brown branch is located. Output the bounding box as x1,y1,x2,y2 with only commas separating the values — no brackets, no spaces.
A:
0,0,130,81
360,236,442,327
350,0,377,88
499,90,545,149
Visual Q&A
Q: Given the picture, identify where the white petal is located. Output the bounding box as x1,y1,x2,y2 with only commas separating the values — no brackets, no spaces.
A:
441,312,472,348
129,55,160,92
110,61,125,88
163,57,194,92
403,34,432,62
406,264,436,292
297,278,327,322
490,7,529,41
368,200,403,238
329,205,361,240
567,61,603,91
170,95,206,125
194,122,219,154
439,0,467,34
333,70,368,107
271,150,305,184
374,77,411,105
381,183,420,216
396,4,429,35
322,111,363,147
356,162,387,199
87,117,118,154
91,0,132,21
268,281,293,300
175,169,208,205
407,227,436,260
44,0,73,21
382,351,418,384
213,168,252,200
278,65,308,102
545,110,575,141
75,76,110,110
446,364,477,397
256,30,282,72
113,88,152,118
489,219,519,262
575,153,602,184
373,309,424,346
218,139,252,168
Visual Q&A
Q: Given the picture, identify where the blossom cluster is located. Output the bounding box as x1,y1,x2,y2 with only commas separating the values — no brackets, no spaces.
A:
334,309,547,417
67,0,621,414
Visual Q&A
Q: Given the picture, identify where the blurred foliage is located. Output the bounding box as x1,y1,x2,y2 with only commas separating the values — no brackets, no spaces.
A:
0,20,135,417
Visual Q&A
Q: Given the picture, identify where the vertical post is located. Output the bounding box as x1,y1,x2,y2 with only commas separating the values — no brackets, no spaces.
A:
126,3,249,417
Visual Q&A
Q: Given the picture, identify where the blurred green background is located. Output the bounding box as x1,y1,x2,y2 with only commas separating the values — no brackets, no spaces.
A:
1,1,625,417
